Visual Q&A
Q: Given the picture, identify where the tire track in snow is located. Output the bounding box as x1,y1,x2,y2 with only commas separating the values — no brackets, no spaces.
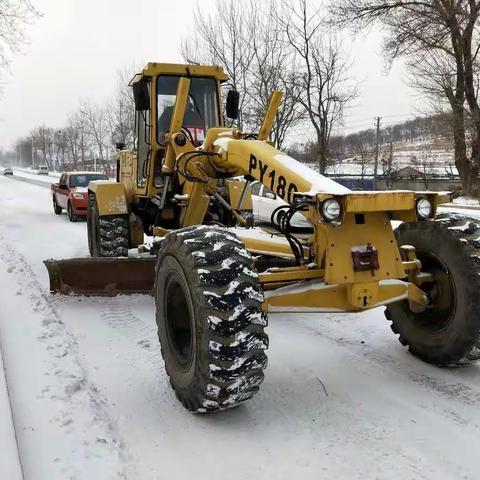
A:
0,235,131,479
96,298,167,379
291,313,480,425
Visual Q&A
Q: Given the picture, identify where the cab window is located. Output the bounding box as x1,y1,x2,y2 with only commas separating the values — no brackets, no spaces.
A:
157,75,219,146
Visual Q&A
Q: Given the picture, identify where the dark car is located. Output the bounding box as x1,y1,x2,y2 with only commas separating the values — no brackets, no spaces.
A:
3,167,13,176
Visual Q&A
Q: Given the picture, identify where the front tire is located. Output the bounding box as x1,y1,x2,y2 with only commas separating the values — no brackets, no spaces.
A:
386,214,480,365
155,226,268,413
86,192,129,257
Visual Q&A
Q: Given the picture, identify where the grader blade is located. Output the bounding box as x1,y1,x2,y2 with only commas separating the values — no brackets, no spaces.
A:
44,257,156,296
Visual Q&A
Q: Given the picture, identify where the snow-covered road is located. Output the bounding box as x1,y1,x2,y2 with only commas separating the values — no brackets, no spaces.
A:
1,174,480,479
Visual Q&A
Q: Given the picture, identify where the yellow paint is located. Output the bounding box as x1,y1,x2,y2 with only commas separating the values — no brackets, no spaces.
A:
264,279,413,312
258,91,283,141
239,235,297,258
140,63,229,82
89,181,128,216
226,180,253,210
162,77,191,175
323,212,404,285
259,268,324,284
180,181,211,227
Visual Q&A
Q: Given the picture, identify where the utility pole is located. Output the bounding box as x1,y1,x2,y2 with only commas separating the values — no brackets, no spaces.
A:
373,117,381,190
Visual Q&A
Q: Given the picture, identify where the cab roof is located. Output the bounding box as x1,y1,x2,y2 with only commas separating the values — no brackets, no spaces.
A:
131,62,229,85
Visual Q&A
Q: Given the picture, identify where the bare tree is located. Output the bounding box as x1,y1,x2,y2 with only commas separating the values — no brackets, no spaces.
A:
358,147,374,181
65,111,90,170
0,0,39,71
181,0,306,147
241,1,305,147
279,0,358,173
30,126,54,167
14,136,32,166
333,0,480,194
181,0,254,129
108,65,137,149
80,101,110,168
53,129,68,170
412,153,436,189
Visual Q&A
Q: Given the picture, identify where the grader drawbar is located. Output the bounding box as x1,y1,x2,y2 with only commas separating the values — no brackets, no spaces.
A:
45,62,480,414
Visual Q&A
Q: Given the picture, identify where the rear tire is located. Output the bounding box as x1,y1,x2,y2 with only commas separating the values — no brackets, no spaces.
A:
155,226,268,413
53,196,62,215
87,192,129,257
385,214,480,365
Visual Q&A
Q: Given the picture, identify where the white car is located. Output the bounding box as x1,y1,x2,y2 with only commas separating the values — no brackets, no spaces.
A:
250,182,312,229
37,165,49,175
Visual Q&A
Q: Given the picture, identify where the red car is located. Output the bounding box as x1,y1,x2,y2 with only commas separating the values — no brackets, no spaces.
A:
51,171,109,221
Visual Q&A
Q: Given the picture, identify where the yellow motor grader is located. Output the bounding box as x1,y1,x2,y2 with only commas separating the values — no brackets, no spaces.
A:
45,62,480,413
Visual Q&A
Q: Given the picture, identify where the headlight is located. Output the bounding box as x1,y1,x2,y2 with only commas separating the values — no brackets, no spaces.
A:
321,198,342,221
416,198,433,219
73,193,84,199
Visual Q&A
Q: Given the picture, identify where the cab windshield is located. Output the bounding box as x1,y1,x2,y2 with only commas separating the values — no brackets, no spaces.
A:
157,75,219,145
70,174,108,188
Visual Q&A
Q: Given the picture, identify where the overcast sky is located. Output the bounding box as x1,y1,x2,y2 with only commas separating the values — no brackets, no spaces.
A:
0,0,420,150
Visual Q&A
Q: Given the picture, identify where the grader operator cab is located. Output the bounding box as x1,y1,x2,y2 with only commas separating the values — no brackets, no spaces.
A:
45,62,480,413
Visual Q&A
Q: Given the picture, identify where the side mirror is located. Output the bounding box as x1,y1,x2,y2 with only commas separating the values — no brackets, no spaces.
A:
133,80,150,111
226,90,240,119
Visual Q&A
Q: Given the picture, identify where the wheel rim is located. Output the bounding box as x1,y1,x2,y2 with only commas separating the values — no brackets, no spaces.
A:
164,271,194,369
412,250,457,331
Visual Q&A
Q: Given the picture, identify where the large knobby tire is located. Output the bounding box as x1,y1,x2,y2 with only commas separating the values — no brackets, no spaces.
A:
385,213,480,366
87,193,96,256
87,192,129,257
53,196,62,215
155,225,268,413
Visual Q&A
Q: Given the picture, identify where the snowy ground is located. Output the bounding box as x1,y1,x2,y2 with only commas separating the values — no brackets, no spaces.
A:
1,174,480,479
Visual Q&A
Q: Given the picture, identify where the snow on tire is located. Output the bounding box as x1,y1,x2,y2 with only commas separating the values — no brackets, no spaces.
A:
98,217,129,257
87,192,129,257
385,213,480,366
155,225,268,413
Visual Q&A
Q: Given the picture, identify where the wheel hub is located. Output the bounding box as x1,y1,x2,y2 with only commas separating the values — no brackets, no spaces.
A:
413,250,456,330
165,273,194,368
